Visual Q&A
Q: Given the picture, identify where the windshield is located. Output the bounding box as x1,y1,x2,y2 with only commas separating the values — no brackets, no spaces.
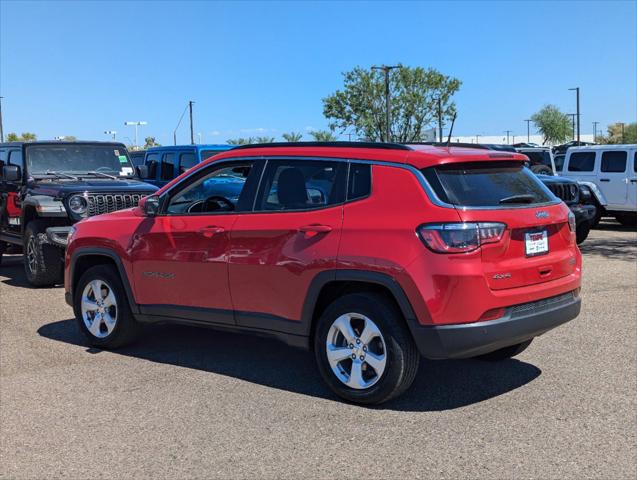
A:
26,145,135,177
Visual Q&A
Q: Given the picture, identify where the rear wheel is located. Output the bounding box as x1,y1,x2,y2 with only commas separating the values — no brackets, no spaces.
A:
575,221,590,244
74,265,141,348
476,339,533,361
614,213,637,227
23,220,64,287
314,293,420,405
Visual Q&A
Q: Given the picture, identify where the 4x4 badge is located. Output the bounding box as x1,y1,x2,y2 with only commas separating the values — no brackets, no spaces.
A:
535,211,549,219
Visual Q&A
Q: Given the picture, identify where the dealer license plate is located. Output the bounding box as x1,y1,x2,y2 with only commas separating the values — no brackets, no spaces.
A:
525,230,548,256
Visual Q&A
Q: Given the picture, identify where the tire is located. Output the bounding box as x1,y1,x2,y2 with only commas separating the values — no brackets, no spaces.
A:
614,213,637,227
575,221,590,244
590,203,603,228
74,264,141,348
531,165,552,175
476,339,533,361
0,241,5,266
23,220,64,287
313,292,420,405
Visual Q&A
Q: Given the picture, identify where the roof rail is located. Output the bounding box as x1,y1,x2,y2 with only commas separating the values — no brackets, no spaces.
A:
231,141,413,151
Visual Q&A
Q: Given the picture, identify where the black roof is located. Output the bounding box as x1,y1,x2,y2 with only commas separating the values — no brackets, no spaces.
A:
231,141,412,151
0,140,128,148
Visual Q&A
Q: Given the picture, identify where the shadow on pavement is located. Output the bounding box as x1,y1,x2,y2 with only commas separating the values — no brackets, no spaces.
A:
579,236,637,261
0,254,63,288
38,318,541,412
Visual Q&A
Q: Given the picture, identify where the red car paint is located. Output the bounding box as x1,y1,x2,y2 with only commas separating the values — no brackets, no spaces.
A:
65,144,581,346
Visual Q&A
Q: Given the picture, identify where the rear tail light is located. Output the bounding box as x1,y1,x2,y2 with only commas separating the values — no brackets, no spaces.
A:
417,222,506,253
479,307,507,321
567,211,576,232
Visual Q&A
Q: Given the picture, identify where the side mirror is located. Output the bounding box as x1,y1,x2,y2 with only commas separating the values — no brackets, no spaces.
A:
2,165,21,182
137,165,149,179
140,195,160,217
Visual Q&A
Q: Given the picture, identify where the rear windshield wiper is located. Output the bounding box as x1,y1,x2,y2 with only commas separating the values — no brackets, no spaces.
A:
85,171,117,179
44,170,78,180
499,194,536,204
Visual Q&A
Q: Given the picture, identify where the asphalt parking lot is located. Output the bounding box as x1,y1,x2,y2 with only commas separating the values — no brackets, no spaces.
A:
1,222,636,479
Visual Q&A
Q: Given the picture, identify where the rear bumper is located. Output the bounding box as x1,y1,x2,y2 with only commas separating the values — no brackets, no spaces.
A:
411,291,581,359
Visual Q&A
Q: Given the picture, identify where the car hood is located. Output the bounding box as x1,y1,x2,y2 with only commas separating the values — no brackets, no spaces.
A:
29,178,158,198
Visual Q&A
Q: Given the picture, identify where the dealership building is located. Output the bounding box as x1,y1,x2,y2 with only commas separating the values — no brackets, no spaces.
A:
446,134,595,146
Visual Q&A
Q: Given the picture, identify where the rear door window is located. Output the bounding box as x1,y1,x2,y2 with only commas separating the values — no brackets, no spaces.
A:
200,150,224,162
179,152,197,174
161,152,176,180
348,163,371,200
422,161,554,207
568,152,596,172
145,153,160,179
600,151,627,173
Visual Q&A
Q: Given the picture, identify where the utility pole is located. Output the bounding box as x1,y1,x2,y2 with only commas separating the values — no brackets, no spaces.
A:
372,65,401,142
504,130,512,144
437,96,443,142
592,121,599,142
189,100,195,145
569,87,580,142
524,119,531,143
0,96,4,143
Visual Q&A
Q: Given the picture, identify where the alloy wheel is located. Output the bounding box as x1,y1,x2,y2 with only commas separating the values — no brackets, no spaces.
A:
325,313,387,389
26,237,37,274
81,279,118,338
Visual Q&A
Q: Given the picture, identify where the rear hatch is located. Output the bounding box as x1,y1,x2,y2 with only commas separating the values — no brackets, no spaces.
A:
423,161,576,290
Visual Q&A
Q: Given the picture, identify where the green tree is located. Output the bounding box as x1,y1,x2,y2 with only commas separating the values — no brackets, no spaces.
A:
309,130,338,142
600,122,637,144
254,136,276,143
531,105,572,145
282,132,303,142
6,132,37,142
227,137,255,145
61,135,77,141
144,136,161,148
323,66,461,142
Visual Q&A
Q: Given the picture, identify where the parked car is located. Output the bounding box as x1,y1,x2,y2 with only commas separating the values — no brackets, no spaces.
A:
139,144,234,188
553,141,596,156
562,144,637,226
128,149,146,167
65,142,582,405
515,146,555,175
0,141,157,284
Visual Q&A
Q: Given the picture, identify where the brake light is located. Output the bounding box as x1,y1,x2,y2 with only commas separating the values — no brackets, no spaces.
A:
417,222,506,253
479,307,507,321
567,211,576,232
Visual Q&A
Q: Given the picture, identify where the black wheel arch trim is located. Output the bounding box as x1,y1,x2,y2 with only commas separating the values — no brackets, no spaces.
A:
69,247,140,314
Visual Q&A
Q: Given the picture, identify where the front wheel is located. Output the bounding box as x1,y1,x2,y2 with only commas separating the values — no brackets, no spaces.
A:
74,265,141,348
23,220,64,286
314,293,420,405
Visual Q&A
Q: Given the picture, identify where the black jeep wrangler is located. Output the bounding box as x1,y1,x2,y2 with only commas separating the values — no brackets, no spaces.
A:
0,141,157,286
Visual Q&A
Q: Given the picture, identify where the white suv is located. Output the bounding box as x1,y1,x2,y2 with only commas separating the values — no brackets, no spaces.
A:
562,144,637,226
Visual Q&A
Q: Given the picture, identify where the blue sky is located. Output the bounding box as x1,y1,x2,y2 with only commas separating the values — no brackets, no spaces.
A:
1,0,635,145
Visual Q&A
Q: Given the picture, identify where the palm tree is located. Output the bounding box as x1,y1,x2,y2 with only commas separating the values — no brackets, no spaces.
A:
282,132,303,142
309,130,337,142
255,136,276,143
227,137,255,145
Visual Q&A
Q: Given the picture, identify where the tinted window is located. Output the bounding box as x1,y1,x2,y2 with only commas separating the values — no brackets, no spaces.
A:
201,150,224,161
522,150,551,167
161,153,176,180
145,153,160,179
129,151,146,167
634,152,637,173
423,162,554,207
348,163,371,200
600,151,627,173
554,154,565,172
179,153,197,174
255,159,346,211
8,150,23,169
568,152,596,172
166,163,252,215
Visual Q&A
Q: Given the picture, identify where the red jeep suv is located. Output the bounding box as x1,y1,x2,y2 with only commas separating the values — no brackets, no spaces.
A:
65,142,582,404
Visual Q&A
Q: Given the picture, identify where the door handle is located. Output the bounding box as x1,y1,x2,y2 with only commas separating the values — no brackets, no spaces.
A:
199,226,225,238
630,179,637,183
599,178,610,182
298,224,332,233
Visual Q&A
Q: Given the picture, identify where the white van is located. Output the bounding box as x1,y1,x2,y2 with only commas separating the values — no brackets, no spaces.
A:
562,144,637,226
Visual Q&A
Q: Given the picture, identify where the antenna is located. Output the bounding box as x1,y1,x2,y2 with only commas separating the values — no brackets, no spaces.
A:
446,112,457,147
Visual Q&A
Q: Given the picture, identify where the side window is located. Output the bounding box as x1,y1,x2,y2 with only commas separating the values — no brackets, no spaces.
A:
568,152,596,172
161,153,176,180
201,150,223,162
348,163,371,200
8,150,23,169
146,153,160,178
0,149,6,171
179,152,197,174
600,151,627,173
166,162,253,215
255,159,346,211
634,152,637,173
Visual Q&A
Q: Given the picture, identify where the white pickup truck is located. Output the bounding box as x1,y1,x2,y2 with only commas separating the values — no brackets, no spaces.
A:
562,144,637,226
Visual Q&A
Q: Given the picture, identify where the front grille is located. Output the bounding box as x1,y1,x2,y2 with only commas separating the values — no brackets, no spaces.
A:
546,182,578,203
510,291,575,317
86,193,145,216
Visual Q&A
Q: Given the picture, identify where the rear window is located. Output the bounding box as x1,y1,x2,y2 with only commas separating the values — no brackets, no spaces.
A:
568,152,596,172
422,162,554,207
600,151,627,172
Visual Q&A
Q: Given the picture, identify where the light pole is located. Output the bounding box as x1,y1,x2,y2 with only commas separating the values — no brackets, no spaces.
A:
124,121,147,148
568,87,580,143
592,121,599,142
104,130,117,140
524,119,531,143
371,65,401,142
0,96,4,142
475,134,480,143
437,96,443,142
567,114,576,140
197,132,202,144
504,130,512,144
